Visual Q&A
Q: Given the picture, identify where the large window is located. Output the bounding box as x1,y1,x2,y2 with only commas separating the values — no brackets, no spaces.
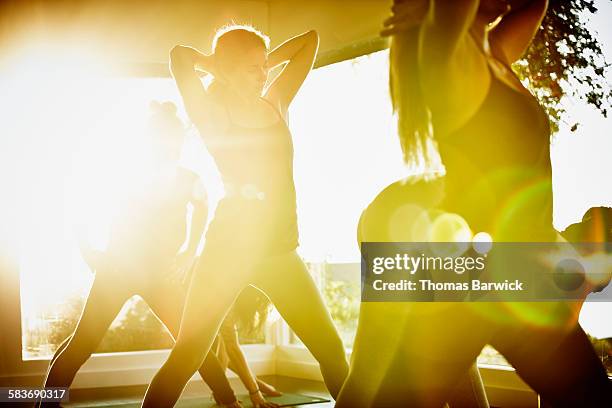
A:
288,49,612,372
15,77,200,359
8,47,610,374
288,50,406,349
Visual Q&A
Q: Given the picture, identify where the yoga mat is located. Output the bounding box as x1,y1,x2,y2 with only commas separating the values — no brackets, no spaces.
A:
65,392,330,407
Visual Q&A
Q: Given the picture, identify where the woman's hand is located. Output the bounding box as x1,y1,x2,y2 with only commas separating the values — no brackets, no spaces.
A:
194,53,218,76
257,379,283,397
381,0,430,37
212,393,243,408
249,389,279,408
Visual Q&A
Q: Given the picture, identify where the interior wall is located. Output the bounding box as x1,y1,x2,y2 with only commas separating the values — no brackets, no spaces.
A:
0,0,270,64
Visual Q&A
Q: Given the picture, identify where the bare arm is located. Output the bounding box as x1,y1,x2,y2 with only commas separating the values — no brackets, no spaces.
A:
418,0,491,134
265,30,319,113
488,0,548,64
218,317,280,406
169,45,227,132
420,0,480,62
219,319,260,395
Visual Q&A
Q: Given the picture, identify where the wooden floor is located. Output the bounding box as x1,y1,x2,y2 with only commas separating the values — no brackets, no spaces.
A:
63,376,334,407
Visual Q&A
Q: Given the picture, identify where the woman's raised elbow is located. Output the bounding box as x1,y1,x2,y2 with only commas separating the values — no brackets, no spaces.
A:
305,30,319,45
169,45,188,62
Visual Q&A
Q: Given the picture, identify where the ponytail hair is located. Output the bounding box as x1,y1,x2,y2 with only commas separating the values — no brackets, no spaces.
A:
231,285,270,338
389,29,443,178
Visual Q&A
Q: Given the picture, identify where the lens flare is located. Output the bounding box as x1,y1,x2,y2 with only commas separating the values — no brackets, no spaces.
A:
472,231,493,255
493,177,555,241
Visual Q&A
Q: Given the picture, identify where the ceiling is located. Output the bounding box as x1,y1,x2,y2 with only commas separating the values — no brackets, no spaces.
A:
0,0,391,68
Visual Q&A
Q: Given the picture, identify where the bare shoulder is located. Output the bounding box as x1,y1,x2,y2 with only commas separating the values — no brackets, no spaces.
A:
422,34,492,136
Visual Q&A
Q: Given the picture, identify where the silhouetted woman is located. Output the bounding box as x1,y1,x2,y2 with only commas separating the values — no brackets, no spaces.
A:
336,1,611,407
38,101,241,408
141,26,349,406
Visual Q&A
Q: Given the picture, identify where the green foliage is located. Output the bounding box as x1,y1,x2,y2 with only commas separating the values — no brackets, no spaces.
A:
516,0,612,132
588,335,612,373
47,297,83,348
96,297,173,353
38,293,262,357
41,295,173,356
323,279,360,347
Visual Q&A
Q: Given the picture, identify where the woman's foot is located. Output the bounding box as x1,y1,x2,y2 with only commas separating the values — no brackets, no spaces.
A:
249,389,279,408
256,378,283,397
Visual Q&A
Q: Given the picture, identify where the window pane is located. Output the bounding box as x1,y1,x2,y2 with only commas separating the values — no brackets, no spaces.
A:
289,50,407,350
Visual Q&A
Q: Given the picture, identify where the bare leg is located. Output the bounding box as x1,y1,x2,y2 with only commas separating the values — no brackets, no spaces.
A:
252,251,349,399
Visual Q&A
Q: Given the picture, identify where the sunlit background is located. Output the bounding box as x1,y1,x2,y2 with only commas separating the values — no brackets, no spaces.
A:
0,1,610,370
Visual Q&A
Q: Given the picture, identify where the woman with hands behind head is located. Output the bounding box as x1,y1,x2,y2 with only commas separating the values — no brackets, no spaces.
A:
141,25,348,407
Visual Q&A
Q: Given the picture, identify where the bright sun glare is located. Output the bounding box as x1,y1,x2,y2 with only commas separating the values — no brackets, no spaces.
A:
3,24,612,352
3,45,176,317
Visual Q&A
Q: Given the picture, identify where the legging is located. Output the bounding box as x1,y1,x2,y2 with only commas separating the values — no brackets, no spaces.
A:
338,301,610,407
336,176,611,407
141,200,349,406
38,266,237,407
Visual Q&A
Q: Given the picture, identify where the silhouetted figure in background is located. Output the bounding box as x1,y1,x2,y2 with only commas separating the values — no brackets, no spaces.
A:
38,101,241,408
